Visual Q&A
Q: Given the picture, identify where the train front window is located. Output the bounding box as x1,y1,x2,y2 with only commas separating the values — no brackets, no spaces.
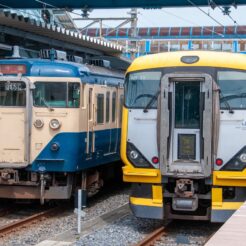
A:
218,71,246,109
0,81,26,106
34,82,80,108
125,71,161,108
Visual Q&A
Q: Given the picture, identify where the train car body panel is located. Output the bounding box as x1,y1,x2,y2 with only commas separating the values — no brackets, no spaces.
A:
121,51,246,222
0,58,124,201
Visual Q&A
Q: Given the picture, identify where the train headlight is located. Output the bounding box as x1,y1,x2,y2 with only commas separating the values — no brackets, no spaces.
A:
127,142,152,168
51,142,60,152
129,150,139,160
222,146,246,171
34,119,44,128
49,119,61,130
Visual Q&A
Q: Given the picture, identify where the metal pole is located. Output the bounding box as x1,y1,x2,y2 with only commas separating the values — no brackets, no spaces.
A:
77,189,82,234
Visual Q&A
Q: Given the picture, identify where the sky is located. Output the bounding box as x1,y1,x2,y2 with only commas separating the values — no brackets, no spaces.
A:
72,6,246,28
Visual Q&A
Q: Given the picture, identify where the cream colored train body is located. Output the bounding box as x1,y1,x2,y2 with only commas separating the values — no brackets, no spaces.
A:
0,58,124,203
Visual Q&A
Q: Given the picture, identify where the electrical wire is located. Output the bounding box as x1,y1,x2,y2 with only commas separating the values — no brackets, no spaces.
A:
186,0,224,26
160,9,224,37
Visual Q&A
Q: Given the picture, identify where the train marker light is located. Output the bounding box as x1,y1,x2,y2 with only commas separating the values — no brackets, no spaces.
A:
152,156,159,164
215,158,223,166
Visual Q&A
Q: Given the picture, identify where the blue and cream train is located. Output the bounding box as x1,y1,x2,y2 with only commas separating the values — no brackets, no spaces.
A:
0,56,124,203
121,51,246,222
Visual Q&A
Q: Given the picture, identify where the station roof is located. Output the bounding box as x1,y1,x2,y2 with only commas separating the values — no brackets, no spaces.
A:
82,26,246,40
0,10,124,55
1,0,246,8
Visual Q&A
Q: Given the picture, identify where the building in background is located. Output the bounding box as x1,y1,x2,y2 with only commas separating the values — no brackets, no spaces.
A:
81,26,246,58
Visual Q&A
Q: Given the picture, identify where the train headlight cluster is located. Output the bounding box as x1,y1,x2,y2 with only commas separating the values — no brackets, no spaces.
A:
127,142,152,168
34,119,44,128
221,146,246,171
49,119,61,130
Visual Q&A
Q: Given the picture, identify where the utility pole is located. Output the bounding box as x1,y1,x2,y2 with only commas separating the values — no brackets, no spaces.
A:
129,8,138,58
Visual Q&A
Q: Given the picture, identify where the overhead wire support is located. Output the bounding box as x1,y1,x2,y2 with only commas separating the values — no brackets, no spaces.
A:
186,0,224,26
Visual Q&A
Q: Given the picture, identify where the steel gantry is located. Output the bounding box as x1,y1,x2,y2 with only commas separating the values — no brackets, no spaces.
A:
1,0,246,9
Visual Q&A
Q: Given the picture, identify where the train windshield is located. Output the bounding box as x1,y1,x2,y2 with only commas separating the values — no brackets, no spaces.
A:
218,71,246,109
125,71,161,108
0,81,26,106
33,82,80,108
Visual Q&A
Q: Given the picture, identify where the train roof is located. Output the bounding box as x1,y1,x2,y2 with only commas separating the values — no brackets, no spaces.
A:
0,58,124,79
127,51,246,73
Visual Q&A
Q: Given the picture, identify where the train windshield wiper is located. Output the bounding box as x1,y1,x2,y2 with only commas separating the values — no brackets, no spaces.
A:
41,97,54,111
220,93,246,113
143,90,160,113
220,93,246,101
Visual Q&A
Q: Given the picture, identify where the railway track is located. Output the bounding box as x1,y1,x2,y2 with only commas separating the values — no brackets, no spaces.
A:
0,206,63,237
135,222,171,246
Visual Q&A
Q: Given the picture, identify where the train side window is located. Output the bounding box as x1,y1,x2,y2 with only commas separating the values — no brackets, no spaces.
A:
68,83,80,108
88,88,93,120
120,94,124,123
106,91,110,123
97,93,104,124
112,92,116,122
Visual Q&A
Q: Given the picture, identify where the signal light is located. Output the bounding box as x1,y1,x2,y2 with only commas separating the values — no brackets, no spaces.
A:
152,156,159,164
216,158,223,166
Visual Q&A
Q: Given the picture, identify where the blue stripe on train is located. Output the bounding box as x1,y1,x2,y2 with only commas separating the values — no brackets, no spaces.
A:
27,128,121,172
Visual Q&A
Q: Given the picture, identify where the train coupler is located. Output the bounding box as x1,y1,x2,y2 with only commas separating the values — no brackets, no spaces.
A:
172,179,198,211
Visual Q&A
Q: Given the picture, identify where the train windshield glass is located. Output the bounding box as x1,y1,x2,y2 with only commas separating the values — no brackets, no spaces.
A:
0,81,26,106
125,71,161,108
33,82,80,108
218,71,246,109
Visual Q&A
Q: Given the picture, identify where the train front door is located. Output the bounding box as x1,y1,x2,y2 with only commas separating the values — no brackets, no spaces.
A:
159,73,213,178
0,77,31,168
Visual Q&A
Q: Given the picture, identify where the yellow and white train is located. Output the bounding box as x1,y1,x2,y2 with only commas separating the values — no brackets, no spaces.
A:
121,51,246,222
0,54,124,203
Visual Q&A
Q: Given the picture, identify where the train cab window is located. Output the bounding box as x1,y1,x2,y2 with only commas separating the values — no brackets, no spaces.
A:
106,91,110,123
97,93,104,124
0,81,26,106
68,83,80,107
125,71,161,108
34,82,80,108
112,92,116,122
218,71,246,109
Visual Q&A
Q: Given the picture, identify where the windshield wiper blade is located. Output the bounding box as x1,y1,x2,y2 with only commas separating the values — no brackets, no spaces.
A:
221,93,246,102
41,98,54,111
143,90,160,113
220,92,234,114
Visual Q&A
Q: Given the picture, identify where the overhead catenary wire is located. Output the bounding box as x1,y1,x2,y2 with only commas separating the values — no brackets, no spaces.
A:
186,0,224,26
160,9,224,37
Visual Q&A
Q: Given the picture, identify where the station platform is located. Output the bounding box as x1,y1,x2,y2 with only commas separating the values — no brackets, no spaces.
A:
206,201,246,246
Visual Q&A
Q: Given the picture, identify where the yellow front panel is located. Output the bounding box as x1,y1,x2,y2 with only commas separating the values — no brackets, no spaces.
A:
152,185,163,204
213,170,246,187
130,197,163,207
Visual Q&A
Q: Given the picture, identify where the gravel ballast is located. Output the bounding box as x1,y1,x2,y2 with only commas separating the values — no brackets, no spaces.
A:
0,185,130,246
